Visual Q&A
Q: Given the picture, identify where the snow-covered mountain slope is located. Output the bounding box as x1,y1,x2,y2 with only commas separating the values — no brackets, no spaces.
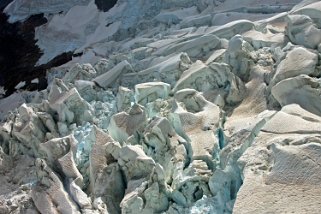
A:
1,0,321,213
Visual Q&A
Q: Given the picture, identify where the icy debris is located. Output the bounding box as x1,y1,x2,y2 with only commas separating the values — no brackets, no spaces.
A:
51,87,94,125
0,92,25,122
89,127,124,214
14,81,26,90
116,86,134,112
11,104,47,156
173,61,245,105
94,58,115,76
31,78,39,84
74,123,95,168
2,0,321,213
63,63,97,83
108,104,147,143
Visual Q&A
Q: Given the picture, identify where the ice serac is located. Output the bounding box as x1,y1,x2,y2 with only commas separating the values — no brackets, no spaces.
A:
31,159,80,214
135,82,171,105
63,63,97,83
270,46,318,86
234,104,321,214
93,60,133,89
108,104,147,143
285,14,321,49
272,75,321,116
2,0,321,213
173,60,245,105
89,126,125,214
224,34,256,82
121,52,191,88
154,34,221,59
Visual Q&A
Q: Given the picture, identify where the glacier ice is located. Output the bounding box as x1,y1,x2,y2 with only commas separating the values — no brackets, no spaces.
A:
1,0,321,213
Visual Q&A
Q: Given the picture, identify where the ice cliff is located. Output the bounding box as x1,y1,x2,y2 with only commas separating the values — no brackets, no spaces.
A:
1,0,321,213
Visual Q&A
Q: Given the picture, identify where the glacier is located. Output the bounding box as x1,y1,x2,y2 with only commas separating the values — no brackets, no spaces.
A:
1,0,321,213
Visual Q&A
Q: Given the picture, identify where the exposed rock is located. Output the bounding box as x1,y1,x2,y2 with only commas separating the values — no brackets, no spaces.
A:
95,0,117,12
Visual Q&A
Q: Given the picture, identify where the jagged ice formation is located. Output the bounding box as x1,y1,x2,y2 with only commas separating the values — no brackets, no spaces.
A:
1,0,321,213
